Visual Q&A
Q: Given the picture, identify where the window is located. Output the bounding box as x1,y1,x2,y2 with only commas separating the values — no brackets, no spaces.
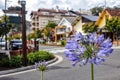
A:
67,27,70,31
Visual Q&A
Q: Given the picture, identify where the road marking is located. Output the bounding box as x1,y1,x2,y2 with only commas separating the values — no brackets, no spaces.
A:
0,55,63,78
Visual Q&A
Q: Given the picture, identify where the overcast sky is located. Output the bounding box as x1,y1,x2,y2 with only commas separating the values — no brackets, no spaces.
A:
0,0,120,21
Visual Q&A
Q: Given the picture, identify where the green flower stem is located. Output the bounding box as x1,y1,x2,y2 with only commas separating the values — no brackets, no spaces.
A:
41,71,43,80
91,63,94,80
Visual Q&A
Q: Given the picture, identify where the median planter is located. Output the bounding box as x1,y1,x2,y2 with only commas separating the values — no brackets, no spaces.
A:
10,50,21,56
0,50,55,71
10,47,34,56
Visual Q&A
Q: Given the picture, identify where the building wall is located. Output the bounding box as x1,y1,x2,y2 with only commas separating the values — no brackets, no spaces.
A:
96,10,112,28
31,9,80,31
38,16,54,30
59,19,72,32
74,19,85,34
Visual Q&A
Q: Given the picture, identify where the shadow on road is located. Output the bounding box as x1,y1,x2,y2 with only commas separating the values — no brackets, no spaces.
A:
0,77,19,80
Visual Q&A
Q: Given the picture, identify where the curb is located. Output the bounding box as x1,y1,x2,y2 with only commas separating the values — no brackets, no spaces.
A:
0,55,58,76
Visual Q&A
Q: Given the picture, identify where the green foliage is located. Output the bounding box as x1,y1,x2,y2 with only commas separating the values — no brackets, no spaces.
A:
0,55,22,67
0,57,9,67
60,40,66,46
43,22,57,40
82,22,98,33
46,22,57,29
106,17,120,33
0,15,14,37
43,27,52,37
9,55,22,67
27,51,55,64
27,30,43,40
0,50,55,68
35,29,43,38
12,34,21,39
90,7,103,16
27,33,34,40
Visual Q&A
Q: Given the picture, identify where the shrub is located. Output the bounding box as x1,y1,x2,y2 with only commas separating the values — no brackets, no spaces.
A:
0,55,22,67
9,55,22,67
0,51,55,68
0,57,9,67
27,52,36,64
27,50,55,64
60,40,66,46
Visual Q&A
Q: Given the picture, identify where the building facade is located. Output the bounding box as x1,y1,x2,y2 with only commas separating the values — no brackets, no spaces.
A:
54,17,77,42
30,8,80,30
72,15,98,34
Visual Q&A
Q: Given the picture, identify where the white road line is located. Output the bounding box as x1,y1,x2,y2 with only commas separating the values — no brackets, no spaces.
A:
0,55,63,78
49,50,65,53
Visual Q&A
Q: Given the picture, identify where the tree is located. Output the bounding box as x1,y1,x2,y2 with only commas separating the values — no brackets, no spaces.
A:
46,22,57,29
43,27,52,40
82,22,98,33
90,7,103,16
43,22,57,42
113,6,120,9
35,29,43,38
27,29,43,51
106,17,120,45
0,15,14,37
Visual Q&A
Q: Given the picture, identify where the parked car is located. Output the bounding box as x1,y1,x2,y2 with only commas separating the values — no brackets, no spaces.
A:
9,39,22,50
0,38,6,49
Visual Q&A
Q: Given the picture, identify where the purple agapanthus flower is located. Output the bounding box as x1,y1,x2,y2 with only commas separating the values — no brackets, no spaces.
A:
74,32,83,40
35,61,48,71
64,32,113,66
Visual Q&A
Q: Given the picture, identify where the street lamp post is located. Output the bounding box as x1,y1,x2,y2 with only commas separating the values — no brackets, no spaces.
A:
18,0,27,66
5,0,8,50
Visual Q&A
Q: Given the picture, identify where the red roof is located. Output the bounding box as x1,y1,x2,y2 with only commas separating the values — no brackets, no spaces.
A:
38,8,68,13
31,8,81,17
106,9,120,17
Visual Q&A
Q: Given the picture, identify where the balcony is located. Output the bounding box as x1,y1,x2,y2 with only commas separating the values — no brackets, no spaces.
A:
56,28,66,34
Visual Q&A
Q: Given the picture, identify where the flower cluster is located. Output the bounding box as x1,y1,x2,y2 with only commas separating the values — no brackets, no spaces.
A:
65,32,113,66
35,61,48,71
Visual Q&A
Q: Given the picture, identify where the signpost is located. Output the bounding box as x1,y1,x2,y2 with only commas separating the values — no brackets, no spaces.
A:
3,0,27,66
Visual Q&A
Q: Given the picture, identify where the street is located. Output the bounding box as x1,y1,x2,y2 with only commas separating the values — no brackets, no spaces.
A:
0,46,120,80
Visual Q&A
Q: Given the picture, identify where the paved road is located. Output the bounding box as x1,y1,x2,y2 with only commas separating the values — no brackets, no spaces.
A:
0,47,120,80
39,45,65,53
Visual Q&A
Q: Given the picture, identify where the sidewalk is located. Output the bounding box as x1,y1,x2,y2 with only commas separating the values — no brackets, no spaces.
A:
112,45,120,49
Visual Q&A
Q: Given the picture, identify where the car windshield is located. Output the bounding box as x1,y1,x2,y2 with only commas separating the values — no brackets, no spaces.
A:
0,39,5,42
12,40,22,43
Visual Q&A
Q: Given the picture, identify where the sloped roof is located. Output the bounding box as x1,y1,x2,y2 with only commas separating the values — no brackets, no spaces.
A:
81,15,99,21
68,10,81,15
31,8,81,17
38,8,68,13
106,9,120,17
65,17,77,24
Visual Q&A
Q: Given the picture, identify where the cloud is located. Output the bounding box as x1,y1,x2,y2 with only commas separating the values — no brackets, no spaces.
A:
0,0,4,9
0,0,120,21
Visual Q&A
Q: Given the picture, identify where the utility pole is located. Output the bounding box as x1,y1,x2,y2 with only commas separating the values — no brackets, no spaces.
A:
18,0,27,66
5,0,8,50
104,0,106,9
